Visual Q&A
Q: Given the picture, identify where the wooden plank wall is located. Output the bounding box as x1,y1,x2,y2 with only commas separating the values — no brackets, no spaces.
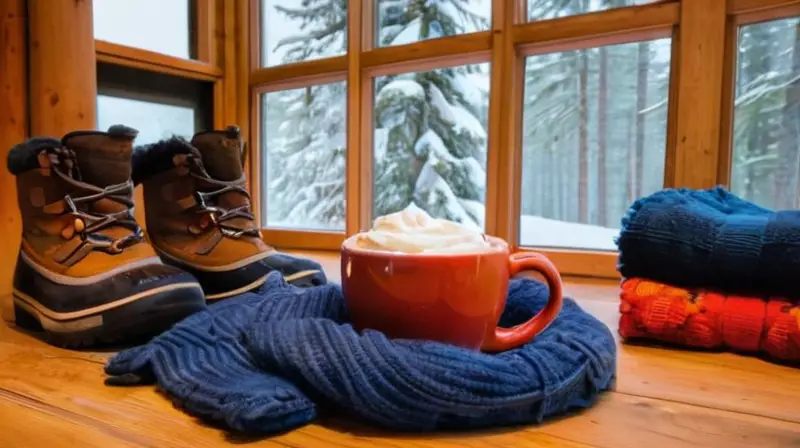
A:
1,0,98,298
28,0,97,136
0,0,27,300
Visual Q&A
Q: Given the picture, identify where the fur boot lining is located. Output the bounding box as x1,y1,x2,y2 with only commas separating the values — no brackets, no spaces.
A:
132,137,201,185
6,137,62,175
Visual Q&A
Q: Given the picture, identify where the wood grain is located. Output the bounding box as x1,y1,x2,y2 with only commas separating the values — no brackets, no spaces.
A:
361,32,492,72
513,2,680,46
28,0,97,135
0,396,143,448
249,57,348,88
345,0,367,236
195,0,215,64
0,0,26,299
671,0,728,188
95,40,223,82
577,299,800,424
729,0,800,14
483,0,509,238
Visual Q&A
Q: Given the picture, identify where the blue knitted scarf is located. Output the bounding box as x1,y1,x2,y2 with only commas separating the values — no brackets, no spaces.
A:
105,273,616,434
617,186,800,296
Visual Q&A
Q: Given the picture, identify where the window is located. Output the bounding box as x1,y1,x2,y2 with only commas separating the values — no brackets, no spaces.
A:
91,1,221,229
259,0,347,67
92,0,194,59
96,63,213,145
373,64,490,230
376,0,491,47
250,1,800,277
528,0,654,20
730,17,800,211
519,38,671,251
97,96,195,145
260,82,348,231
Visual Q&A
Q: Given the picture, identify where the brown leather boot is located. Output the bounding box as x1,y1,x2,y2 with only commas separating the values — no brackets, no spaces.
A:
7,125,206,348
133,126,326,300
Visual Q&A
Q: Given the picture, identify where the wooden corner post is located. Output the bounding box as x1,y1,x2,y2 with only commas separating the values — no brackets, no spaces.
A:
28,0,97,136
0,0,28,303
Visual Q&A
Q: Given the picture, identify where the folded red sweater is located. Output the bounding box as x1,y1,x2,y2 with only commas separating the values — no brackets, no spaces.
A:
619,278,800,363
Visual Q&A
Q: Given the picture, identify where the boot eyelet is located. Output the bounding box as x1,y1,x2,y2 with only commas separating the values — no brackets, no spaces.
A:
73,218,85,232
108,241,123,254
60,226,74,240
188,224,204,235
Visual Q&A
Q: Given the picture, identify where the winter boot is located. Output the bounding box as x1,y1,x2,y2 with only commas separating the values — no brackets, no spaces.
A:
133,126,327,300
7,126,206,348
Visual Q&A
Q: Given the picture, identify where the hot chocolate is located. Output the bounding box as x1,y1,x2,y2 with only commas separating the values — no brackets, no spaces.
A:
350,204,496,254
340,207,564,351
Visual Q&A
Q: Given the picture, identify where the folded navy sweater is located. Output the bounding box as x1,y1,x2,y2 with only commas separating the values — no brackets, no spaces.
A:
617,186,800,296
106,273,616,434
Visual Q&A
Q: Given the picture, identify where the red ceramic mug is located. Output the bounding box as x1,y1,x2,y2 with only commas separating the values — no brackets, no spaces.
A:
340,235,563,351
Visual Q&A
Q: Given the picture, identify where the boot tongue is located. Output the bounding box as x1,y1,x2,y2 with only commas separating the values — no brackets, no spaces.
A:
191,126,244,181
62,125,138,187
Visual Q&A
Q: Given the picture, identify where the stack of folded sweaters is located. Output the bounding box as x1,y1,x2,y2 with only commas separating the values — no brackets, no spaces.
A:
616,187,800,363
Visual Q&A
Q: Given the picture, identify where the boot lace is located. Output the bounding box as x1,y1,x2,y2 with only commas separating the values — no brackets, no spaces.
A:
178,153,260,239
44,147,143,256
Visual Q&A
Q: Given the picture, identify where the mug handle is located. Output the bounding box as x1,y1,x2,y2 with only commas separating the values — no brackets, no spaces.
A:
481,252,564,352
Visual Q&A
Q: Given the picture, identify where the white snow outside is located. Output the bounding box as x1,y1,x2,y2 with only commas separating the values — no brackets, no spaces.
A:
97,95,195,145
391,17,423,46
453,72,489,106
519,215,619,251
93,0,190,59
451,105,488,139
378,79,426,102
261,0,346,67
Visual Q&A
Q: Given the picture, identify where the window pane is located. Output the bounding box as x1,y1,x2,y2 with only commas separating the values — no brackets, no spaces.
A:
730,18,800,210
519,38,671,251
377,0,491,47
373,63,490,230
93,0,193,59
96,63,213,145
260,0,347,67
260,82,347,231
98,96,195,145
528,0,654,21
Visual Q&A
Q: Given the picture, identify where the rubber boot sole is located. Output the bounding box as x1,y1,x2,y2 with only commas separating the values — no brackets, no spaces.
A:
154,248,324,301
203,269,321,301
11,282,205,349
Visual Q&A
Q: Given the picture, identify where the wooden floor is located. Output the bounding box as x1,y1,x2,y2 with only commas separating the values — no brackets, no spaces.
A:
0,250,798,447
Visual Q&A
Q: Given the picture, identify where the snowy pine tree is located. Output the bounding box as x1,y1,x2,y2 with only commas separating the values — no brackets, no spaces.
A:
272,0,346,63
264,0,348,229
265,84,347,229
374,0,491,230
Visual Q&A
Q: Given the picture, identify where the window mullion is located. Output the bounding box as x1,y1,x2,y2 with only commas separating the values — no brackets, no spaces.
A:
671,0,728,189
347,0,369,236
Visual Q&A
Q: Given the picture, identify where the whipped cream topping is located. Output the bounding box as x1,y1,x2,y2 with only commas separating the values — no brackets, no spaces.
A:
353,204,494,254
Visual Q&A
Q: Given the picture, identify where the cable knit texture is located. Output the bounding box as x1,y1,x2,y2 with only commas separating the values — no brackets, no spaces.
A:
620,278,800,363
617,186,800,296
105,273,616,434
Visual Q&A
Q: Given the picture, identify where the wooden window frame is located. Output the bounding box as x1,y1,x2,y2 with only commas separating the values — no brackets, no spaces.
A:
91,0,247,130
93,0,247,226
247,0,800,278
718,0,800,186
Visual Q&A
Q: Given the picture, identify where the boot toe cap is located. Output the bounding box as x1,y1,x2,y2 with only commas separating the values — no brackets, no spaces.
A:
14,255,203,314
262,253,328,287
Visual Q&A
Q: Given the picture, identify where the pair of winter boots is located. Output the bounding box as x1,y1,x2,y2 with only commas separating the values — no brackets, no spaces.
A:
7,125,326,348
